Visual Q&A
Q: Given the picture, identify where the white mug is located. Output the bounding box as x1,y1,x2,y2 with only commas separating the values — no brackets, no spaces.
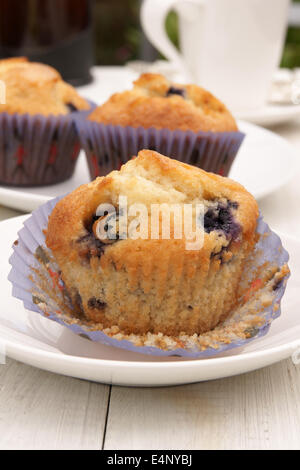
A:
141,0,290,112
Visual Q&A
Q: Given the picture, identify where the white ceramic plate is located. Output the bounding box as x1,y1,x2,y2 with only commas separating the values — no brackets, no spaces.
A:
236,103,300,127
0,121,298,213
1,215,300,387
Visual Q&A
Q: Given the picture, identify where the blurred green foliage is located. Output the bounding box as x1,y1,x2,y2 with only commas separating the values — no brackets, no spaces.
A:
165,11,179,50
93,0,139,65
281,27,300,68
93,0,178,65
281,0,300,68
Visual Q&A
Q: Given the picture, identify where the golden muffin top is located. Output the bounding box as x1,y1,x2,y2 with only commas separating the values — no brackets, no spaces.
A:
88,73,238,132
0,57,90,116
46,150,258,265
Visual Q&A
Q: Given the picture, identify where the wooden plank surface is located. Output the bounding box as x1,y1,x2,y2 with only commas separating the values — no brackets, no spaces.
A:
1,357,299,450
104,358,300,450
0,358,110,450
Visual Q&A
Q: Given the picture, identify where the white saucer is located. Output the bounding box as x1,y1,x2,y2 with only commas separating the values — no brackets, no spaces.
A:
1,215,300,387
0,121,298,212
236,103,300,127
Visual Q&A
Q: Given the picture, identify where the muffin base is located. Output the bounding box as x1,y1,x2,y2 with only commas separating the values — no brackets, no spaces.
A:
76,120,245,179
0,111,83,186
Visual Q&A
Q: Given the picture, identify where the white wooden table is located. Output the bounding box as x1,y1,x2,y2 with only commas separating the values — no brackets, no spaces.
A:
0,118,300,450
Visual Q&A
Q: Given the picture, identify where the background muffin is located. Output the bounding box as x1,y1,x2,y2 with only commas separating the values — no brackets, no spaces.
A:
0,57,89,116
46,150,259,336
78,73,244,179
0,57,90,186
89,73,237,132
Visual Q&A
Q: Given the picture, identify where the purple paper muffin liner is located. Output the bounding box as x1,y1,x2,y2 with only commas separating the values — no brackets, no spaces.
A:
0,105,95,187
75,118,245,179
8,197,290,358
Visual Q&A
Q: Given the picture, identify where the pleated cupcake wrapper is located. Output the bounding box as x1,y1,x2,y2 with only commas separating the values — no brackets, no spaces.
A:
75,119,245,178
8,196,290,358
0,107,93,187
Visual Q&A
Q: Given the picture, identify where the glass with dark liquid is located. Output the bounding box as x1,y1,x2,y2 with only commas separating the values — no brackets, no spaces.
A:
0,0,93,85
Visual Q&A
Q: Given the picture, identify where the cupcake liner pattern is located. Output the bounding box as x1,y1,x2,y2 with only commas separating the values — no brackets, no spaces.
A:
0,106,94,187
75,118,245,179
8,196,290,358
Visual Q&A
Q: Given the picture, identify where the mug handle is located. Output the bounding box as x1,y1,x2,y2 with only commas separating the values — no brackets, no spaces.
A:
140,0,205,78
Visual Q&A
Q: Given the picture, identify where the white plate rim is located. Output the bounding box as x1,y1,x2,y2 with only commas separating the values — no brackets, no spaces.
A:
235,103,300,125
235,121,300,200
2,325,300,370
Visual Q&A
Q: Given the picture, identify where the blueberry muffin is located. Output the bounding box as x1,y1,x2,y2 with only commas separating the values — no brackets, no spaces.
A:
45,150,258,336
88,73,237,132
0,57,90,186
79,73,244,180
0,57,89,115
